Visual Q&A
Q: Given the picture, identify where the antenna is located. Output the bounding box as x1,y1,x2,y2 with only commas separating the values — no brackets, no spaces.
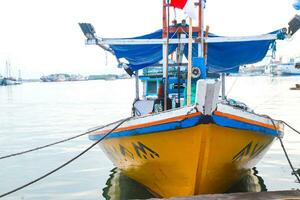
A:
5,59,12,78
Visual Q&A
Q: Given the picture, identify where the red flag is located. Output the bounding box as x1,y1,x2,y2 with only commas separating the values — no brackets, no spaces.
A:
170,0,196,19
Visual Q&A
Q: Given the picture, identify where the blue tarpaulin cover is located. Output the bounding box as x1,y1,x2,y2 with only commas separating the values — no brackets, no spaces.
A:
109,29,279,73
110,29,178,70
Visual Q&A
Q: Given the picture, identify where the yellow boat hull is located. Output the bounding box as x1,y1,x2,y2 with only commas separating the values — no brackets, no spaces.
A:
99,123,275,197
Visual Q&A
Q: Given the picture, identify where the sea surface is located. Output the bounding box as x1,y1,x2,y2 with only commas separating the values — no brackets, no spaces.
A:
0,76,300,200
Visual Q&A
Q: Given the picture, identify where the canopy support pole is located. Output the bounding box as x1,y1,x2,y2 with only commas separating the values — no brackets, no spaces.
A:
135,70,139,100
221,73,226,100
187,0,204,106
187,17,193,106
176,33,185,108
198,0,204,58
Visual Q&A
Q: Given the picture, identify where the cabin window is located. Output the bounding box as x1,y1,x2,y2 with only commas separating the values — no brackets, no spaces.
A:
295,63,300,69
147,81,157,95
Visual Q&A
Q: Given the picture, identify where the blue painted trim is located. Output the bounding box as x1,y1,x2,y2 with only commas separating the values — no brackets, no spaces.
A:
89,115,201,140
89,113,280,141
212,115,280,136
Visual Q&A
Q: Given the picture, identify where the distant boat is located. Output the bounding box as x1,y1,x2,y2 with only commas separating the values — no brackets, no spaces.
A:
1,60,21,86
265,58,300,76
2,77,18,85
277,58,300,76
40,74,68,82
40,73,86,82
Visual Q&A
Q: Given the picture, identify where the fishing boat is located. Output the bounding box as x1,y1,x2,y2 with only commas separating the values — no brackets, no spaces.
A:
265,58,300,76
1,60,20,86
277,58,300,76
2,77,19,85
79,1,300,197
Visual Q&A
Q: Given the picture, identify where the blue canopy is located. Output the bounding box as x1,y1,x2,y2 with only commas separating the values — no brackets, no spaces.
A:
184,32,275,73
110,29,178,70
109,29,279,73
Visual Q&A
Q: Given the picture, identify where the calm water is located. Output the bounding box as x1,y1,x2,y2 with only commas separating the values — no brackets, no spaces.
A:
0,77,299,199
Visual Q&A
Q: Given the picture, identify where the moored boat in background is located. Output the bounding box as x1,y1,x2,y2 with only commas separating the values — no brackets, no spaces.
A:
2,77,18,85
1,60,22,86
264,58,300,76
277,58,300,76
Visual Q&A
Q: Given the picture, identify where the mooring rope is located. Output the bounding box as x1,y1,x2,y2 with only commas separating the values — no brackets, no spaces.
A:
266,116,300,183
226,76,238,97
0,117,132,198
0,118,126,160
280,120,300,135
278,137,300,183
253,90,283,110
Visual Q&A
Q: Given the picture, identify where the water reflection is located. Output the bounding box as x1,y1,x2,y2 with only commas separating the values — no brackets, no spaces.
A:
102,168,154,200
227,167,267,193
102,167,266,199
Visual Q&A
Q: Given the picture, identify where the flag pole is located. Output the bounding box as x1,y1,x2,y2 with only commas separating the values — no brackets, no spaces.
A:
187,17,193,106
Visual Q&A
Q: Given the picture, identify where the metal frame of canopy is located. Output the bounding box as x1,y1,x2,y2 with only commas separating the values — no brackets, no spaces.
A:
85,34,279,45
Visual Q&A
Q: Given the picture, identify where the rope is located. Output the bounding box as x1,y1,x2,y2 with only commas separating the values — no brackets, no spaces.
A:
0,118,126,160
278,137,300,183
267,116,300,183
252,90,283,110
0,117,132,198
226,76,238,96
280,120,300,135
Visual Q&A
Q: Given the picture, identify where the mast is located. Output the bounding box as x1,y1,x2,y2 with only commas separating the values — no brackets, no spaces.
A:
199,0,204,58
163,0,170,111
5,60,11,78
221,73,226,100
135,70,139,100
187,0,204,106
18,70,22,82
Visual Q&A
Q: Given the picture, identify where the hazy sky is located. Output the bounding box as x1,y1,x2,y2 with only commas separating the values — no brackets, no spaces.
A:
0,0,299,78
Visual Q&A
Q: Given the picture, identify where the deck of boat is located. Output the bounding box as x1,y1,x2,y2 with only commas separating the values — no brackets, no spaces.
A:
149,190,300,200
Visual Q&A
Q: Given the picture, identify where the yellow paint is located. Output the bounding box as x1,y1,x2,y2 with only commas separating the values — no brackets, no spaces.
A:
99,124,275,198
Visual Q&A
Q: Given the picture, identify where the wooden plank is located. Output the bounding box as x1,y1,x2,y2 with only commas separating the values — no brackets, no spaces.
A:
148,190,300,200
186,17,193,106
